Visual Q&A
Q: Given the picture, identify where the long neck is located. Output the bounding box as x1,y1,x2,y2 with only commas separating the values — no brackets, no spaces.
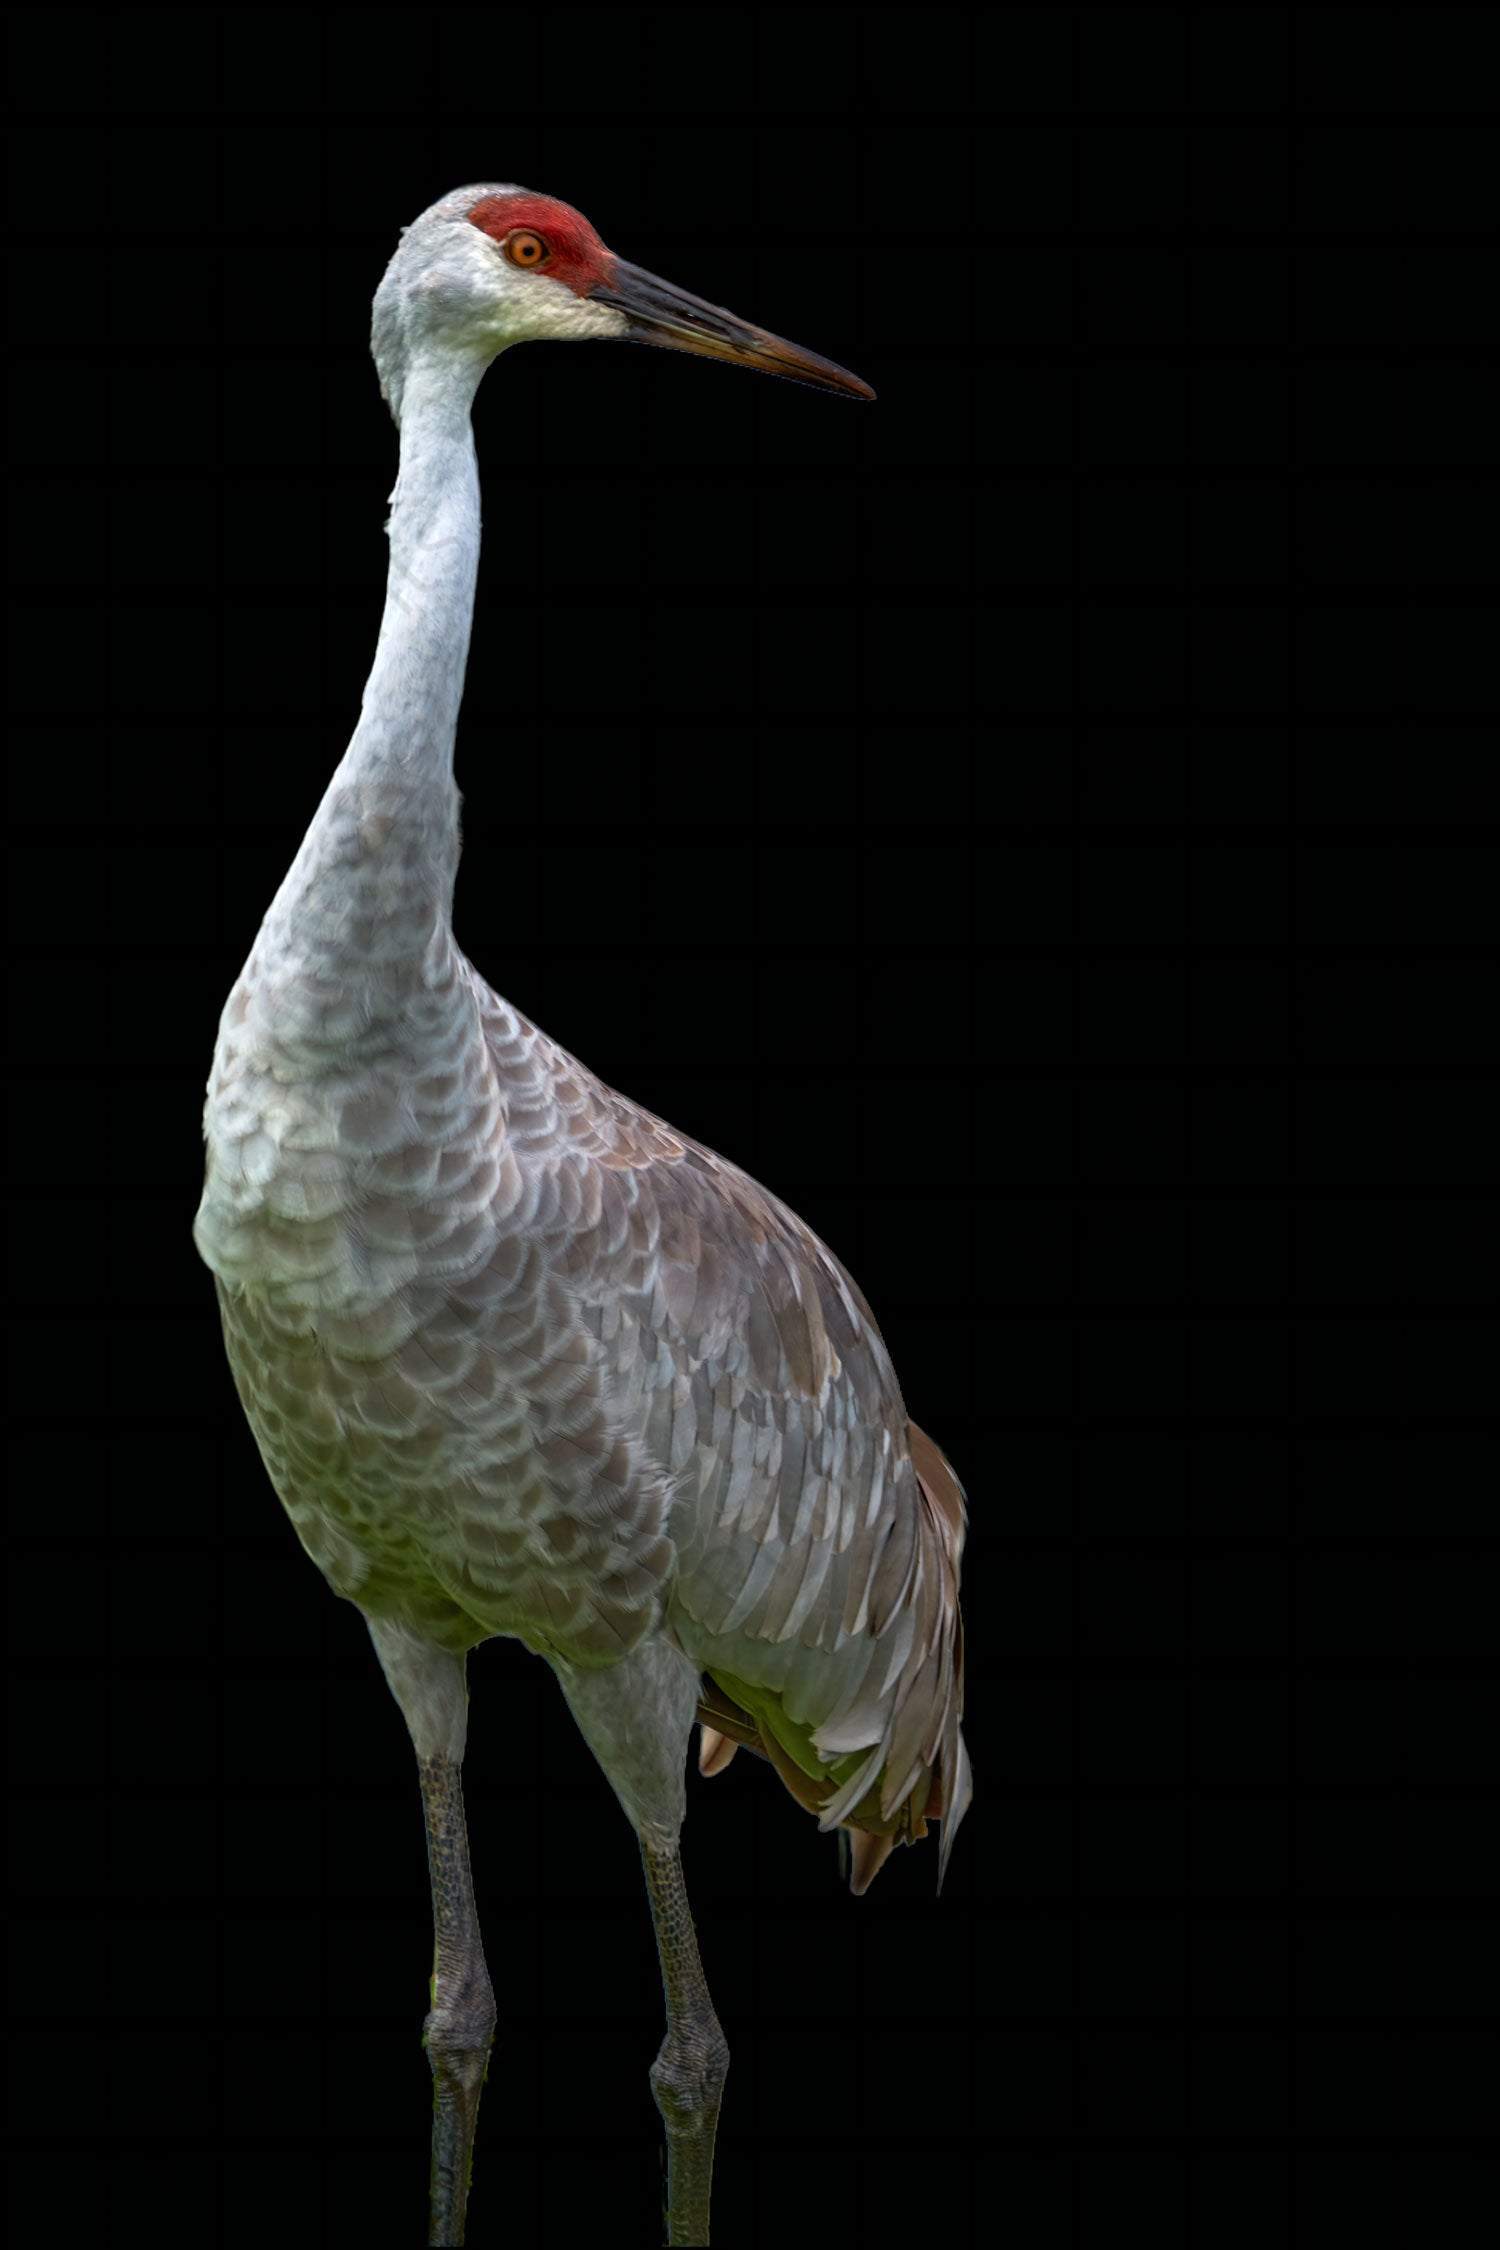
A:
255,349,484,1044
359,350,485,778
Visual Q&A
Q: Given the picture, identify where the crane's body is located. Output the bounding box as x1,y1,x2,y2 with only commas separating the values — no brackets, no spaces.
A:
195,184,970,2246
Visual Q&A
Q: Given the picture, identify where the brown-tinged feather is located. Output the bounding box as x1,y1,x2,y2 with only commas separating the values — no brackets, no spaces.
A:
698,1726,739,1776
847,1828,897,1895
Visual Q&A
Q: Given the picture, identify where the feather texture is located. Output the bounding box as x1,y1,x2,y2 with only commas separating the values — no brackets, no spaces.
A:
195,207,969,1891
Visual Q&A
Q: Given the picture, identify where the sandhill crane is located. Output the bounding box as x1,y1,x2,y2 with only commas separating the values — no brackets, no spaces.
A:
195,183,971,2248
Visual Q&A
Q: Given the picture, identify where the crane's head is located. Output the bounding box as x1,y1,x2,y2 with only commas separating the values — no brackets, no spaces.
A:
371,182,874,417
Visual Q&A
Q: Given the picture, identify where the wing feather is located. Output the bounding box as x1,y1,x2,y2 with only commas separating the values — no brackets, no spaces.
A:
506,1017,971,1890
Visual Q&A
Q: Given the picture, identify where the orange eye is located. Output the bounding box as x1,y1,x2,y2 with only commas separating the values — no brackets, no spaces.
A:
504,230,548,269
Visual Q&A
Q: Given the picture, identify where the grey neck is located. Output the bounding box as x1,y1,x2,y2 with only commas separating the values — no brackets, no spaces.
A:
360,347,487,773
255,347,486,1041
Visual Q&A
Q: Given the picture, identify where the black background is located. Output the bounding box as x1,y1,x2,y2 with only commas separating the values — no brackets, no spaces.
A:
5,7,1499,2246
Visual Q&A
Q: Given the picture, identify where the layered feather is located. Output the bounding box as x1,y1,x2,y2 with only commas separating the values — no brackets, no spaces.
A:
515,1016,973,1890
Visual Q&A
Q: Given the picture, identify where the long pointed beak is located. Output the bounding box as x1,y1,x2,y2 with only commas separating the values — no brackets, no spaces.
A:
591,258,875,401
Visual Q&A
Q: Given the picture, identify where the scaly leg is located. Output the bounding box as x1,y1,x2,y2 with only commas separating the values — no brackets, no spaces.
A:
640,1832,730,2246
418,1747,494,2244
368,1620,496,2248
554,1640,730,2247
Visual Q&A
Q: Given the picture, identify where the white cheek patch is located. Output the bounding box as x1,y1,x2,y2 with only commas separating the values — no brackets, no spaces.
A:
516,271,631,345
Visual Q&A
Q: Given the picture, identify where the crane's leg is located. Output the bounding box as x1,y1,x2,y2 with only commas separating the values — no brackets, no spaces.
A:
638,1827,729,2247
552,1640,729,2248
368,1619,495,2249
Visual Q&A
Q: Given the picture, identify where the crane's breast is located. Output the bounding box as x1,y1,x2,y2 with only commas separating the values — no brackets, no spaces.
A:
194,964,517,1313
212,1237,678,1666
198,990,678,1663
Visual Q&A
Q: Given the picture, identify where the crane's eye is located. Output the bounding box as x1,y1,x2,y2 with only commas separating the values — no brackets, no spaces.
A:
504,231,548,269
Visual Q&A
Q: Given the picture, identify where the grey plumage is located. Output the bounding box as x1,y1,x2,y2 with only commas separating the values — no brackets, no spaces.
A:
195,182,969,2246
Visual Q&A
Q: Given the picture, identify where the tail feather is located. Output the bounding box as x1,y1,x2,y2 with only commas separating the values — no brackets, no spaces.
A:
692,1416,971,1896
698,1724,739,1776
908,1420,972,1891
